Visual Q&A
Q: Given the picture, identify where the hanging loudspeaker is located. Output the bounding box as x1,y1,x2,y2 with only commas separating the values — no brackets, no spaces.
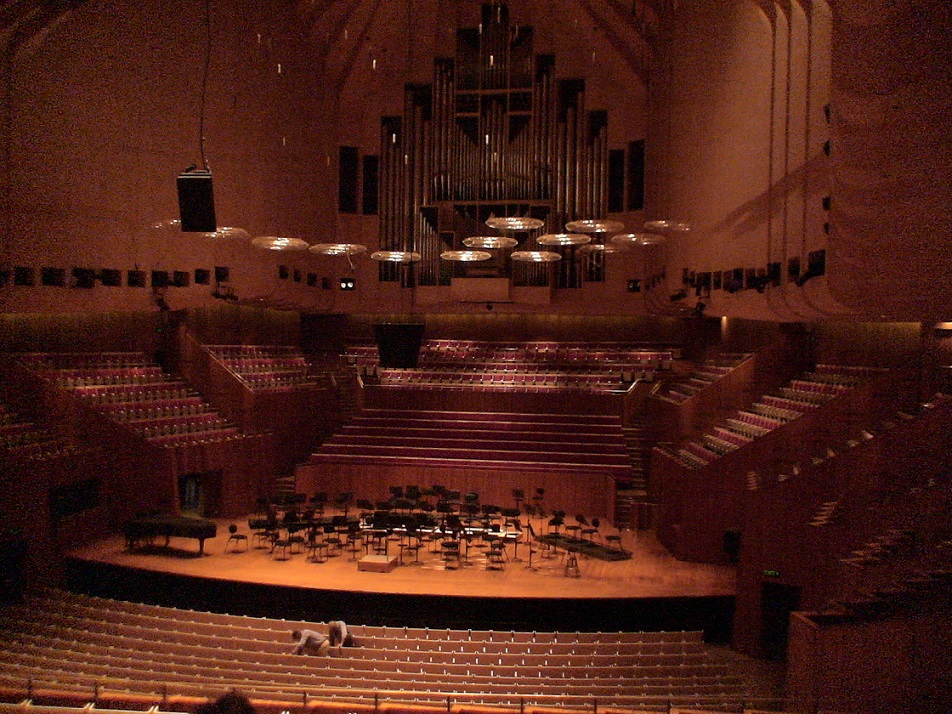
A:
177,169,217,232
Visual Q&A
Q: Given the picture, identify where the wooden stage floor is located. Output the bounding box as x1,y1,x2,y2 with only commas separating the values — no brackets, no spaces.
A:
65,518,737,636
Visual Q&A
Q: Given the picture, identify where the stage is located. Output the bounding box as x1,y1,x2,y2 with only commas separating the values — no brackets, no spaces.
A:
64,517,738,640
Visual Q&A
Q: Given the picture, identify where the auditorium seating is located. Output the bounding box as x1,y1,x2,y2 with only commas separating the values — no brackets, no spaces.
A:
16,353,242,446
660,366,886,470
205,345,323,391
0,588,766,712
0,402,80,462
347,340,678,394
656,353,752,404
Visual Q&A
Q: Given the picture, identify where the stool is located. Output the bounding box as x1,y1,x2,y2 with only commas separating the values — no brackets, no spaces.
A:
564,547,581,578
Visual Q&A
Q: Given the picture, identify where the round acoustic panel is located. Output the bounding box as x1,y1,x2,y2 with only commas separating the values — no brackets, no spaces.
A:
564,219,625,234
510,250,562,262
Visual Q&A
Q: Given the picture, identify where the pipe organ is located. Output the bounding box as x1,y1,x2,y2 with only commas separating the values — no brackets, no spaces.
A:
377,3,612,289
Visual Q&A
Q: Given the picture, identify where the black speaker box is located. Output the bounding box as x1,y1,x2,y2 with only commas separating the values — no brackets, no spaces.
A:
176,170,217,232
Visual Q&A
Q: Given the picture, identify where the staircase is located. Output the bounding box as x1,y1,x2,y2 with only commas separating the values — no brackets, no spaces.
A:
617,420,651,529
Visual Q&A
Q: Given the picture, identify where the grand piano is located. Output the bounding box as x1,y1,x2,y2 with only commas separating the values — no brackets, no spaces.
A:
123,513,217,555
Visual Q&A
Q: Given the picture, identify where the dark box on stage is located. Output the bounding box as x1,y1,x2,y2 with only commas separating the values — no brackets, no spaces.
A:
358,554,398,573
177,170,217,232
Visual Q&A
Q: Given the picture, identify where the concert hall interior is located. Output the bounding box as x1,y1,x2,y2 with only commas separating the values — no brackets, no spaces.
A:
0,2,949,714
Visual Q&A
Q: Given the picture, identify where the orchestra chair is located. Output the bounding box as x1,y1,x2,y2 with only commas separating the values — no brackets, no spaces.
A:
252,521,277,549
565,515,583,541
582,516,601,543
287,523,306,554
306,528,328,563
309,491,328,517
224,524,248,553
440,539,461,570
323,523,344,556
486,534,506,571
271,531,293,560
605,526,626,554
345,524,364,561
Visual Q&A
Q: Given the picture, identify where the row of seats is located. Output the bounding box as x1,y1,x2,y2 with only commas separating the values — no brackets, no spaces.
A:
206,345,321,391
0,403,82,462
12,351,153,369
207,345,304,359
346,341,676,371
657,353,751,404
71,385,196,404
19,353,243,448
373,369,636,393
664,368,876,470
0,589,752,710
100,399,208,421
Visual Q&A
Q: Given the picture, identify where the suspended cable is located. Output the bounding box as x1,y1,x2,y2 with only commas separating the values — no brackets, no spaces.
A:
198,0,212,170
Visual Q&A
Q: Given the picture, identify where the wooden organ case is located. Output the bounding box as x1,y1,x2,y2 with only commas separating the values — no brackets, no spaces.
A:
377,3,613,291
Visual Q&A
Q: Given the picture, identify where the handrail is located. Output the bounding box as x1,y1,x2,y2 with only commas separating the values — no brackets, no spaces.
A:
0,676,801,714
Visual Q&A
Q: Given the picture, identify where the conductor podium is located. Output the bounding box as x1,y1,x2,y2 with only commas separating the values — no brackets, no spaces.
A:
358,554,399,573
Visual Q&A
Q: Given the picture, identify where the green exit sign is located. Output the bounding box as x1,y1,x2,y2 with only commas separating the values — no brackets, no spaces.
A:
763,569,781,578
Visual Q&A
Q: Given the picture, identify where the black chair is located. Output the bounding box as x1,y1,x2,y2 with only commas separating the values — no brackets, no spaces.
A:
565,514,583,541
605,526,625,553
286,523,306,554
271,531,293,560
323,523,343,556
345,527,363,561
224,524,248,553
440,539,461,569
582,516,601,543
310,491,328,516
504,518,523,562
306,528,328,563
252,519,278,549
485,533,506,570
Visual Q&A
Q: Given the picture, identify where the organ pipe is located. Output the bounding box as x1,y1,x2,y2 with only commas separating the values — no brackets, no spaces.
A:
378,3,618,287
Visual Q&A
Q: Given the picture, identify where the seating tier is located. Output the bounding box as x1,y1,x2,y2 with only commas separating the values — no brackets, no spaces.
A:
0,589,752,711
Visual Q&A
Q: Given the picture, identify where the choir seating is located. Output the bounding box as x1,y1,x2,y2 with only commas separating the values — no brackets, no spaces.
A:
296,409,631,519
347,340,678,394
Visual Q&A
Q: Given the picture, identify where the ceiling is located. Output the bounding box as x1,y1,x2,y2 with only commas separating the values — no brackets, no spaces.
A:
293,0,663,93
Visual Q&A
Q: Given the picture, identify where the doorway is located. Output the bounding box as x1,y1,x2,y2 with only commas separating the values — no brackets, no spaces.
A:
760,581,801,660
